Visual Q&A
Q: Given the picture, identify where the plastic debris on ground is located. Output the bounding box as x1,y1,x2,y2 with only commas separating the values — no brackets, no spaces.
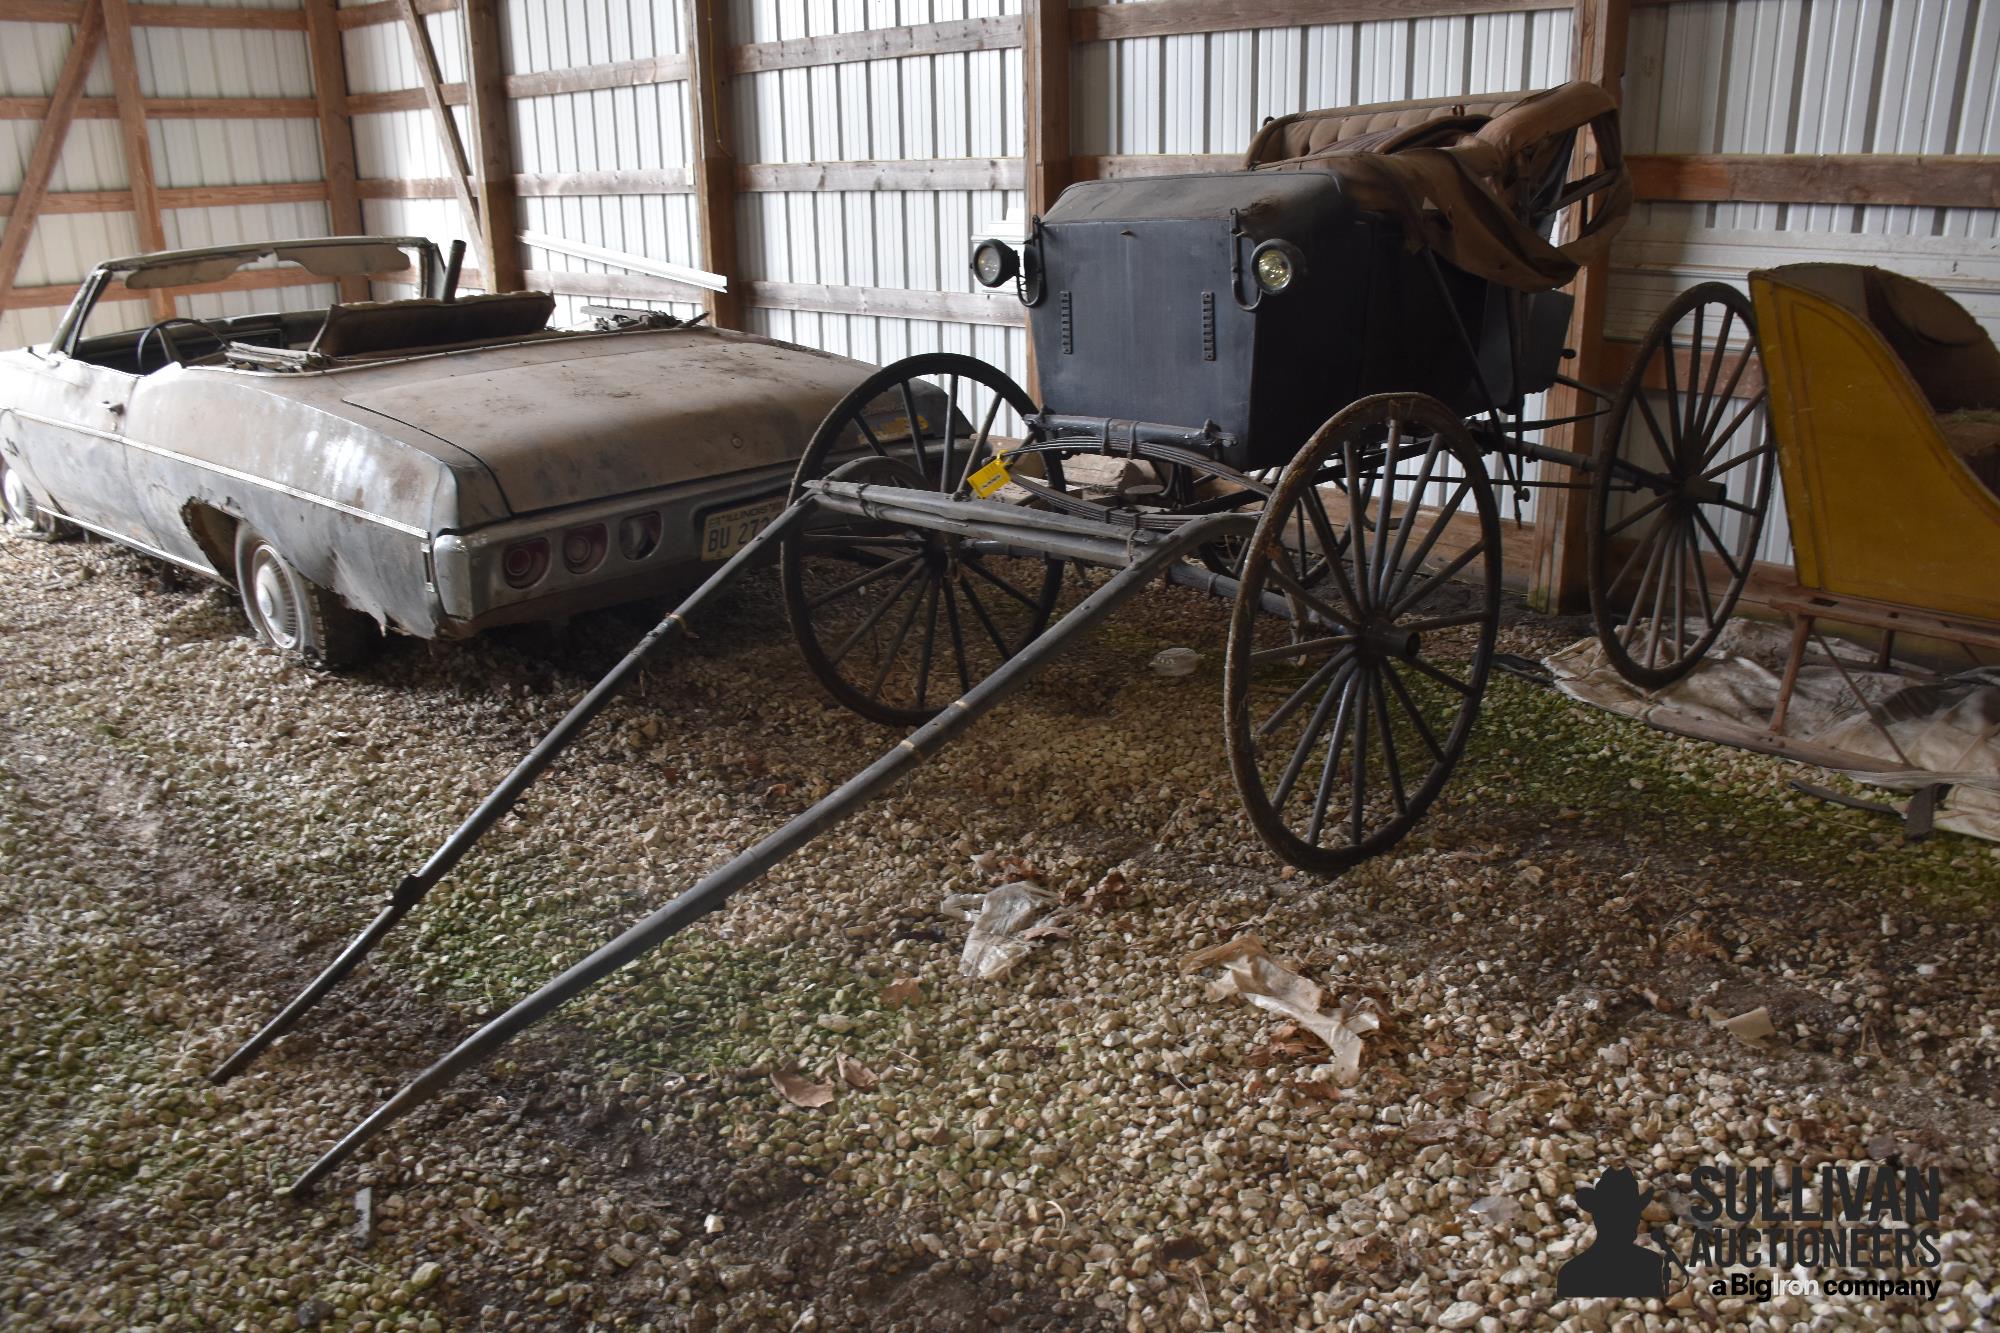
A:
941,880,1058,979
1179,934,1382,1085
1150,647,1201,677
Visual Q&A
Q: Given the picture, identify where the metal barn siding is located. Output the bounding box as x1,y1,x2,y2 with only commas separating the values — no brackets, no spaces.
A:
731,0,1030,391
1,3,338,349
345,1,478,295
508,0,703,324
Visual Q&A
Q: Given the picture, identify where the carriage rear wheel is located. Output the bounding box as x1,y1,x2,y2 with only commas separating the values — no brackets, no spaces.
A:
1587,282,1775,689
781,353,1067,726
1224,394,1501,875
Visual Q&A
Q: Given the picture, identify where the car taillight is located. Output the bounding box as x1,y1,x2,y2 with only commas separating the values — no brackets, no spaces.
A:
618,512,662,561
562,523,608,574
501,538,549,589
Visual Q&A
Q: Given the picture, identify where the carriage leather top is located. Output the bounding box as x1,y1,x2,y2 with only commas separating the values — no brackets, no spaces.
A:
1245,82,1633,294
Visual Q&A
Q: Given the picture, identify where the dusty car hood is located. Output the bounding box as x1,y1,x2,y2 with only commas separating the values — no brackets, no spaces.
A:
339,330,866,515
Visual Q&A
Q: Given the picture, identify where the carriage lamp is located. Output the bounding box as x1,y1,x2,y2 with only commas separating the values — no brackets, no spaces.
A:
971,239,1020,288
561,523,609,574
501,537,550,589
1250,239,1305,294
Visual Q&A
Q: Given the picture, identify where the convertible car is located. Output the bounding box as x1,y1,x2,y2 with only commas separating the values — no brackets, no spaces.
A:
0,235,876,665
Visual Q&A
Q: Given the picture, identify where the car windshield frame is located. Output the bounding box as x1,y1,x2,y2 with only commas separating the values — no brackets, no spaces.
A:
49,236,445,358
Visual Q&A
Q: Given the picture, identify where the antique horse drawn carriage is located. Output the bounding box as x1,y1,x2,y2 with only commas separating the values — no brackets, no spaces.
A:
215,82,1778,1186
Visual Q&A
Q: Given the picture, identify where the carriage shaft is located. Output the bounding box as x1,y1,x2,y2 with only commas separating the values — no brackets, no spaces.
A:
289,507,1255,1195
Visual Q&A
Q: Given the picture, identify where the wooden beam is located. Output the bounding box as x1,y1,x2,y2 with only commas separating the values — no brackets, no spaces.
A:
740,158,1021,193
0,0,102,319
302,0,365,300
395,0,482,244
336,0,453,28
1071,0,1552,43
1077,152,1233,178
1628,153,2000,210
746,280,1024,326
1,180,332,217
506,54,688,98
1528,0,1629,614
0,0,307,29
100,0,174,320
344,85,466,115
357,168,693,199
1023,0,1069,400
728,15,1022,73
0,94,321,119
1023,0,1070,218
462,0,521,292
683,0,741,329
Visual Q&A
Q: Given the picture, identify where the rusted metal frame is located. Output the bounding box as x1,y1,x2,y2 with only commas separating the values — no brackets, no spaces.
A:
100,0,174,320
397,0,484,254
683,0,742,329
1527,0,1629,612
288,494,1259,1195
209,499,820,1086
303,0,367,301
0,0,103,318
461,0,521,293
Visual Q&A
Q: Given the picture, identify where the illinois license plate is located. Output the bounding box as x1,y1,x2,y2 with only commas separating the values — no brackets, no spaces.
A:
701,495,785,561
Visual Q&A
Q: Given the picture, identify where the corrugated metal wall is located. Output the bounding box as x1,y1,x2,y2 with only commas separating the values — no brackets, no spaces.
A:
1072,4,1574,155
731,0,1028,385
0,0,338,349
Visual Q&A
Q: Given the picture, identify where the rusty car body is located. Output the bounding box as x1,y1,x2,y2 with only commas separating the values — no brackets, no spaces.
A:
0,235,875,664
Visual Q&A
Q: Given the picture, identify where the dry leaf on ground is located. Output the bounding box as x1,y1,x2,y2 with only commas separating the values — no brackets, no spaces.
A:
1180,934,1382,1085
772,1071,834,1108
835,1053,878,1091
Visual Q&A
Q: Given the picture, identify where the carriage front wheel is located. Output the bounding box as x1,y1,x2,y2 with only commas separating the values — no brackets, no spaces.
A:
1586,282,1775,689
1224,394,1502,875
781,353,1068,727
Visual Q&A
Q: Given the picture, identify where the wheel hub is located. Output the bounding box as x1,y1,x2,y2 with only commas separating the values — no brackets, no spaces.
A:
1358,617,1421,660
2,466,29,522
252,556,300,647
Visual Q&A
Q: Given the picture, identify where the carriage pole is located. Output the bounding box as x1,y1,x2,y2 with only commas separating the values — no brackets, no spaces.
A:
289,503,1255,1195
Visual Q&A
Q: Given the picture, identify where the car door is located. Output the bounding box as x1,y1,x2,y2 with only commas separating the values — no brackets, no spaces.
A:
4,347,146,543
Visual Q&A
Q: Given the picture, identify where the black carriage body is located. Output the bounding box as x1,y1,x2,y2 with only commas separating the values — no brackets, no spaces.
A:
1028,172,1571,471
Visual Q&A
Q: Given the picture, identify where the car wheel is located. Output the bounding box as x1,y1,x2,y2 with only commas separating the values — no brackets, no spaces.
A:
233,525,377,669
0,455,67,541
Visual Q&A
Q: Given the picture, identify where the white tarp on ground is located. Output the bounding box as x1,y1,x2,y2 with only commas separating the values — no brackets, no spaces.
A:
1547,621,2000,843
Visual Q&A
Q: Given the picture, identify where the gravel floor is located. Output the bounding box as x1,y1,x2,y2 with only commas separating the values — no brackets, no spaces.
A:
2,529,1998,1332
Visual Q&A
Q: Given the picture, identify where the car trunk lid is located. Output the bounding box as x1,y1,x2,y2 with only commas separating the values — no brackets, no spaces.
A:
339,330,865,515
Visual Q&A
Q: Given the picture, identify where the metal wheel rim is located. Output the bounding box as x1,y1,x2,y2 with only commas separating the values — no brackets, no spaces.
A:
248,546,304,651
781,354,1068,726
0,463,34,530
1225,395,1501,875
1587,283,1774,689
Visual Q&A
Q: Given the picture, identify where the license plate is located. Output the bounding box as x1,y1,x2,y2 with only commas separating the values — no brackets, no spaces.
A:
701,495,785,561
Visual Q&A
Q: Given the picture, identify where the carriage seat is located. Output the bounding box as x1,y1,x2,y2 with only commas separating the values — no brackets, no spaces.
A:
310,291,557,358
1765,264,2000,496
1243,82,1632,294
1242,92,1525,164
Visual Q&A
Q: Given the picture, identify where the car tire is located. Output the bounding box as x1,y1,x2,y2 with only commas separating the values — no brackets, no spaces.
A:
0,454,68,541
233,525,377,669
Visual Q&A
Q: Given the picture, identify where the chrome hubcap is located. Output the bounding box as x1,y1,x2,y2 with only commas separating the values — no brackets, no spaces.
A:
1,465,31,525
250,551,301,649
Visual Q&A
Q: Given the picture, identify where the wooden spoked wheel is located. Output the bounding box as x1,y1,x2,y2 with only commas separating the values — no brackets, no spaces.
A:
780,353,1068,726
1224,394,1501,875
1587,282,1776,689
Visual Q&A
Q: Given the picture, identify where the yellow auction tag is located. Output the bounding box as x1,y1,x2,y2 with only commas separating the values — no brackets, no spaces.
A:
968,454,1012,498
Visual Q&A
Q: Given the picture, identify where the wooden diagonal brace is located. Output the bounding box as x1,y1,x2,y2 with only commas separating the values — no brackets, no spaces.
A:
398,0,483,260
0,0,104,319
